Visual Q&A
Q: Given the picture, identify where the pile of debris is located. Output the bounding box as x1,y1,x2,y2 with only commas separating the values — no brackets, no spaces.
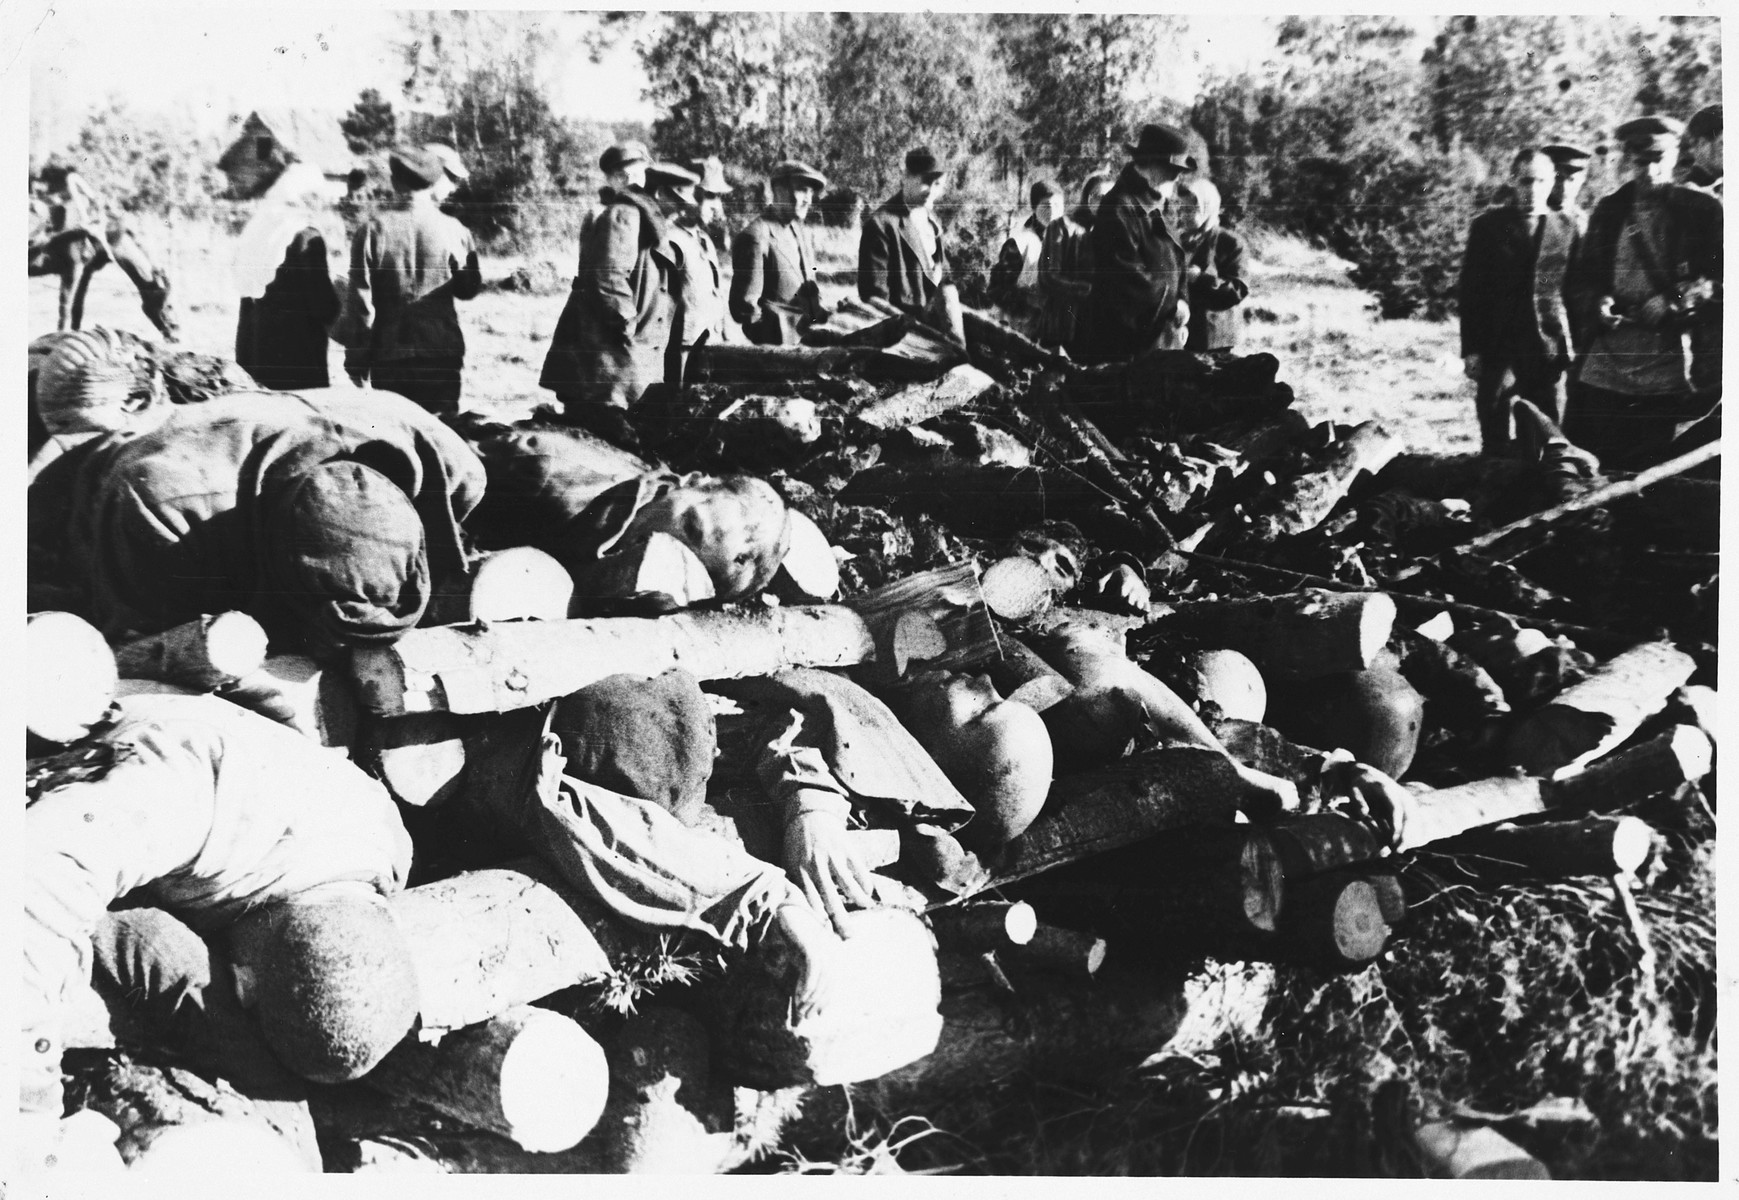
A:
24,305,1718,1177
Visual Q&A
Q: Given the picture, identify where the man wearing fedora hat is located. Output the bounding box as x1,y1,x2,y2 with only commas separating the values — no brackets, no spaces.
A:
690,155,733,253
732,160,829,344
540,141,674,423
1564,115,1722,468
858,147,951,316
1072,123,1194,364
649,161,727,384
342,145,483,414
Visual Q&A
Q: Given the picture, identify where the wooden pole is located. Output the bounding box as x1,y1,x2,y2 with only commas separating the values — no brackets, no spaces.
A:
1159,589,1397,680
1389,439,1721,584
352,605,877,717
112,612,269,692
217,655,359,749
391,857,630,1034
1547,724,1713,813
929,901,1039,953
984,635,1077,713
368,1005,609,1153
1424,814,1656,881
1413,1121,1551,1179
1213,420,1399,546
854,363,1000,431
1003,924,1109,979
1504,641,1698,777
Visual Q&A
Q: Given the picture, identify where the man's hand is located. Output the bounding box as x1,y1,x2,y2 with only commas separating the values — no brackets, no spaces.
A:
1638,294,1673,328
1186,264,1205,284
1343,762,1421,851
1595,295,1624,331
782,810,875,935
1463,353,1482,380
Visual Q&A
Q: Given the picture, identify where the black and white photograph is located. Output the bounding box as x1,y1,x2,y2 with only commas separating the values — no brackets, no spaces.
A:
16,4,1723,1181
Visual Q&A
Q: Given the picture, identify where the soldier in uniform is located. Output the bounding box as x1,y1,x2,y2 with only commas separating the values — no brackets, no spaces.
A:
1457,148,1581,450
1565,116,1723,468
858,147,951,316
1072,124,1193,364
540,141,673,427
730,160,828,344
649,161,727,385
343,146,483,415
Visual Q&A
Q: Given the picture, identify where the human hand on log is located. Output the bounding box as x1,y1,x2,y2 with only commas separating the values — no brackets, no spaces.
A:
783,809,877,935
1229,760,1301,818
1339,762,1420,851
769,900,849,1024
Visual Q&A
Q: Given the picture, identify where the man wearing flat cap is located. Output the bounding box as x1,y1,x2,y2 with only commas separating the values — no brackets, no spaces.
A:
649,161,727,384
343,145,483,414
858,147,951,316
1682,105,1723,196
1564,115,1723,468
731,160,828,344
1072,123,1193,364
988,180,1062,329
1457,148,1582,450
1542,142,1593,226
541,141,674,423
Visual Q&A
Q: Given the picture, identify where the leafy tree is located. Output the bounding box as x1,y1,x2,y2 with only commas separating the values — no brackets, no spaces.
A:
638,12,830,169
820,13,1020,194
340,88,397,155
994,14,1189,181
58,100,225,222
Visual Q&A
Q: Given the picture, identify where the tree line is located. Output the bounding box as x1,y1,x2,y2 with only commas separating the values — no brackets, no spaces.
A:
38,13,1721,321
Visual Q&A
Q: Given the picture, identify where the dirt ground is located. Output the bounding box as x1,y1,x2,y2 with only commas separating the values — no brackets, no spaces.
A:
28,219,1474,452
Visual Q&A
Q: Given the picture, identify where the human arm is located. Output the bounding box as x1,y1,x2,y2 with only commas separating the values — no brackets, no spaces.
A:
1458,215,1494,365
1193,231,1250,311
22,728,218,1113
756,710,875,935
591,202,645,343
449,225,483,302
295,230,341,328
857,215,892,306
729,222,768,328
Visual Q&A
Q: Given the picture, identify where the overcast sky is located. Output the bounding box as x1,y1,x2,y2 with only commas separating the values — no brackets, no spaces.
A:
25,4,1284,152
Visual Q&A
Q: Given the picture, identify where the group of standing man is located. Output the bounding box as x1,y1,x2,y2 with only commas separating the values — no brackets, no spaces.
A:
1458,107,1723,469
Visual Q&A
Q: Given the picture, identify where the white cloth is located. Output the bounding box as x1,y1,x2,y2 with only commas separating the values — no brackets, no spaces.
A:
232,162,343,300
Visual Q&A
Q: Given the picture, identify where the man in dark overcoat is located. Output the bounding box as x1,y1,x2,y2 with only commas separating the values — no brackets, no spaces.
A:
857,147,951,316
1457,148,1582,450
730,160,829,344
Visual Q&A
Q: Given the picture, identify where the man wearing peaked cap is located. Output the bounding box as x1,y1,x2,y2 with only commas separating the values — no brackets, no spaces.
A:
540,141,672,426
732,160,830,344
1541,141,1593,221
1563,114,1723,467
343,145,483,413
1683,105,1722,195
648,162,727,383
858,146,951,315
1072,123,1194,363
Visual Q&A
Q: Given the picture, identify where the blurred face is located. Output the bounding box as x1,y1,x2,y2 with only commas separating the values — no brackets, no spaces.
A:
1693,132,1724,175
1512,153,1554,213
1627,144,1675,192
1552,168,1584,208
430,175,458,204
1134,159,1183,201
1082,178,1109,210
612,161,649,191
903,172,943,209
698,193,726,225
1033,195,1062,227
1174,190,1212,234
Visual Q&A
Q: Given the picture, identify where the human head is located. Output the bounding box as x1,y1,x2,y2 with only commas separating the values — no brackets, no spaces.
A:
228,890,419,1084
1686,104,1723,176
906,671,1054,850
1030,180,1061,227
1126,123,1196,199
622,473,793,599
1510,149,1555,214
1173,176,1222,235
387,146,445,197
552,668,716,825
691,155,732,226
1616,115,1683,194
1541,141,1591,211
1079,171,1112,216
770,160,827,223
422,142,468,204
600,141,651,191
901,146,947,209
647,161,701,216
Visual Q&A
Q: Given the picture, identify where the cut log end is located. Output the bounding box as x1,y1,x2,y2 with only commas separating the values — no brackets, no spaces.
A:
495,1010,611,1152
980,556,1056,622
778,511,842,601
1358,592,1400,669
470,547,575,623
1610,816,1655,877
204,612,273,680
28,610,119,744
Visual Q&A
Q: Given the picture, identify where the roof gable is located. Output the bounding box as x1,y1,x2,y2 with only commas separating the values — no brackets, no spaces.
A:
221,108,355,175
